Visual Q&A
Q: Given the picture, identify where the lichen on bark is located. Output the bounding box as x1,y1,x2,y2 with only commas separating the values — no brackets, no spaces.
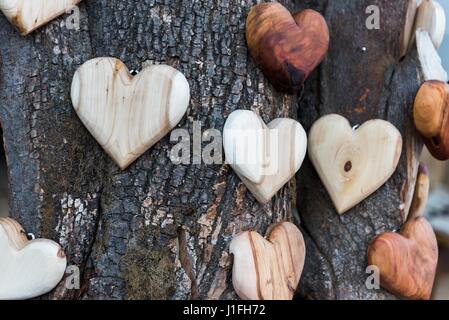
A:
121,246,175,300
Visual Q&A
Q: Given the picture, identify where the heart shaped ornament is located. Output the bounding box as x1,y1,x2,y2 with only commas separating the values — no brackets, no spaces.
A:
230,222,305,300
223,110,307,203
368,217,438,300
308,114,402,214
414,0,446,50
0,218,67,300
0,0,81,35
417,29,448,82
409,164,430,219
414,80,449,160
71,58,190,170
246,2,329,93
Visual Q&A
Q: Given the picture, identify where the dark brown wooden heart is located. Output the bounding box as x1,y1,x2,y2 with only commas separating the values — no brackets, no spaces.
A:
367,217,438,300
246,2,329,93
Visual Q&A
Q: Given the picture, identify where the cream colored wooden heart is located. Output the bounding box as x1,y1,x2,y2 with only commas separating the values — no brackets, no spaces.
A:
230,222,306,300
0,0,81,35
71,57,190,170
0,218,67,300
309,114,402,214
223,110,307,203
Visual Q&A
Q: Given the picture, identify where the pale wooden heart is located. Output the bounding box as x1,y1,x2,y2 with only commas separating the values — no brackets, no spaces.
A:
223,110,307,203
230,222,305,300
71,57,190,170
417,29,448,82
0,218,67,300
0,0,81,35
413,0,446,50
309,114,402,214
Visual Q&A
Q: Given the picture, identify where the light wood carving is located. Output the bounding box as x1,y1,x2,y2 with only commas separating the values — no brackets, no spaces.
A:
229,222,305,300
417,29,448,83
401,0,420,57
223,110,307,203
409,163,430,219
0,0,81,35
308,114,402,214
71,57,190,170
409,0,446,51
0,218,67,300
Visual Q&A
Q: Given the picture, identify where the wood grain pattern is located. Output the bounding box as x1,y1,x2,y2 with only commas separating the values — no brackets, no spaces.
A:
246,2,329,93
229,222,305,300
409,163,429,219
0,218,67,300
308,114,403,214
223,110,307,204
401,0,420,57
367,217,438,300
411,0,446,50
414,80,449,160
0,0,81,35
71,57,190,170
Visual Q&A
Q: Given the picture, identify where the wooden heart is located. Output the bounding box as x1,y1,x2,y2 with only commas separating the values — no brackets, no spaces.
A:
414,80,449,160
368,217,438,300
409,164,429,219
246,2,329,93
308,114,402,214
230,222,305,300
0,0,81,35
71,57,190,170
223,110,307,203
414,0,446,50
417,29,448,82
401,0,420,57
0,218,67,300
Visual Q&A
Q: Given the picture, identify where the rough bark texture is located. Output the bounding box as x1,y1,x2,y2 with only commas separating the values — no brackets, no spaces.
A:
297,0,423,299
0,0,422,300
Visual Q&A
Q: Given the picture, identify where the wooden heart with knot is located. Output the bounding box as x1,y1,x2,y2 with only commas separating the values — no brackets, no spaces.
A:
0,0,81,35
0,218,67,300
368,217,438,300
230,222,306,300
308,114,402,214
71,57,190,170
246,2,329,92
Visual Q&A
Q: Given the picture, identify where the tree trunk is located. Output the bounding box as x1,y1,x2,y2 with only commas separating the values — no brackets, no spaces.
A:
0,0,422,300
297,0,423,300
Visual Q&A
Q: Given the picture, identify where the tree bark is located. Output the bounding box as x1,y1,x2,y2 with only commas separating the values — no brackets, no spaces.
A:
0,0,422,300
297,0,423,299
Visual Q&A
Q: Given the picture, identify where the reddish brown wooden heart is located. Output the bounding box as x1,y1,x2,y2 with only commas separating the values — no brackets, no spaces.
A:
246,2,329,93
367,217,438,300
414,80,449,160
